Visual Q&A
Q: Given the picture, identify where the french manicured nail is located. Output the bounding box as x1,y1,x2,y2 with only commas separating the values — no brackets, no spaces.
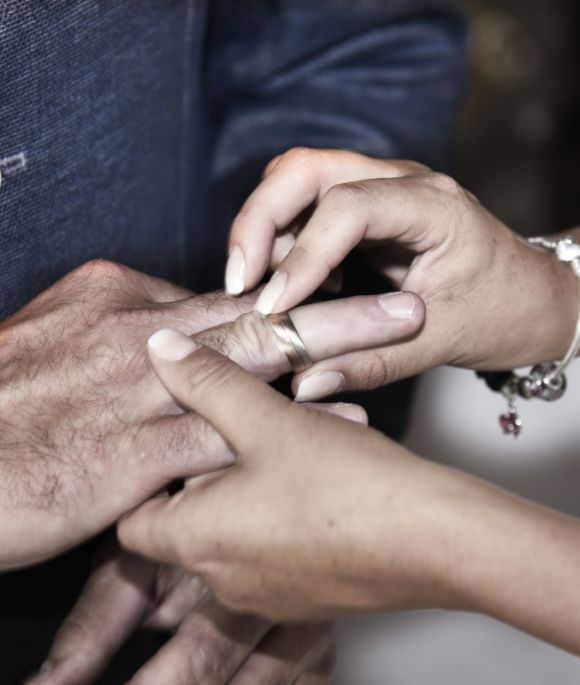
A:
148,328,201,361
378,292,416,320
255,272,287,315
295,371,345,402
225,245,246,295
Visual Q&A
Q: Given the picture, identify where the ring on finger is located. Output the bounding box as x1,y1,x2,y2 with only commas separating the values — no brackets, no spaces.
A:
267,312,313,373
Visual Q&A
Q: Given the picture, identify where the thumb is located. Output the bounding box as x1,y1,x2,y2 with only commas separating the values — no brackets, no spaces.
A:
147,328,298,456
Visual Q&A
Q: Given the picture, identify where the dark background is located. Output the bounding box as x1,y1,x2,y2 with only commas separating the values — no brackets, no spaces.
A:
458,0,580,236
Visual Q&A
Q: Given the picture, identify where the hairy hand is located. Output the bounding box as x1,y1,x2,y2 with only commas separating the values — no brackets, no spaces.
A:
118,336,455,622
26,538,333,685
0,259,423,569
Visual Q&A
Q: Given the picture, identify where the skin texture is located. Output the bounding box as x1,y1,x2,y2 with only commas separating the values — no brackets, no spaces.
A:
226,148,580,399
0,258,421,570
26,537,334,685
3,259,422,684
120,338,580,656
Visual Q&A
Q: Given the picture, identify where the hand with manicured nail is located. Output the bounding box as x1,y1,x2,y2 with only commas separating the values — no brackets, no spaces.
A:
0,258,422,571
225,148,578,400
118,334,580,656
19,270,416,682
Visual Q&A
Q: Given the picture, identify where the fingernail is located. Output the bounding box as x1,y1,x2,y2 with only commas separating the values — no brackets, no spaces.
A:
225,245,246,296
254,272,287,315
327,403,368,425
378,292,416,320
148,328,201,361
295,371,345,402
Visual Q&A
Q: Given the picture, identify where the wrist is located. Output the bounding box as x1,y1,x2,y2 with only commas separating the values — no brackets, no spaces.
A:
428,468,580,654
358,451,481,613
495,235,580,368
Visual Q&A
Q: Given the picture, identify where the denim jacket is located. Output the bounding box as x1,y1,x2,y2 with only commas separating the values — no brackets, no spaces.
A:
0,0,466,315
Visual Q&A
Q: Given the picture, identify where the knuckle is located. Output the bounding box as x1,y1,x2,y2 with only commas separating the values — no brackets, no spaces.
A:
187,630,232,684
324,181,371,208
71,258,128,283
263,153,283,177
278,146,319,168
227,312,281,378
425,172,463,196
396,159,431,175
355,351,394,389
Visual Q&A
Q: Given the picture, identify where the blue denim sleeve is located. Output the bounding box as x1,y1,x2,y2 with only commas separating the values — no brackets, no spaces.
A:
207,0,467,194
203,1,468,441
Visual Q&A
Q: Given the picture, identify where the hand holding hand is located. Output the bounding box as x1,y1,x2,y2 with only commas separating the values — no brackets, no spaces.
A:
0,259,423,570
27,538,333,685
120,332,580,657
226,148,579,399
119,332,454,622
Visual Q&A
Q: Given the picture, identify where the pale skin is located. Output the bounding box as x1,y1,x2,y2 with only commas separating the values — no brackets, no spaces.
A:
116,148,580,657
119,333,580,657
9,259,421,684
225,147,580,399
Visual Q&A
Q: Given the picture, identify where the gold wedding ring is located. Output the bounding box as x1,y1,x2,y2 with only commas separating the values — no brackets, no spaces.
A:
267,312,313,373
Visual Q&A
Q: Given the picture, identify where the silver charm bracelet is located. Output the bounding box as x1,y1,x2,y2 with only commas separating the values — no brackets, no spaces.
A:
477,236,580,437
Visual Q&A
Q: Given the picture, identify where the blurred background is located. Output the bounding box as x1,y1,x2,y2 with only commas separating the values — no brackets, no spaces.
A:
336,1,580,682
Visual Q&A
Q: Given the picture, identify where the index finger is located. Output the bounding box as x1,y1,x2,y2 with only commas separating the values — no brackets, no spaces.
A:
226,148,420,295
147,330,300,457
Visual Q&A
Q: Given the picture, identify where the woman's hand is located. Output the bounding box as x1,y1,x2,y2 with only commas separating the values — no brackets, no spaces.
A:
119,331,580,656
119,330,456,622
225,148,579,400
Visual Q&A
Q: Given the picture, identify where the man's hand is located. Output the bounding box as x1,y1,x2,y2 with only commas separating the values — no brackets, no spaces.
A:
26,538,334,685
225,148,579,399
0,259,423,569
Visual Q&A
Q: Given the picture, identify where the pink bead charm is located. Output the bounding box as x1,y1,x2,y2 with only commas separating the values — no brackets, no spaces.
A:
499,409,522,438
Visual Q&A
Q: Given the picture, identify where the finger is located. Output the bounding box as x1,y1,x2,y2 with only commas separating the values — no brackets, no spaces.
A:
227,623,334,685
227,147,421,294
126,413,234,497
127,599,270,685
194,292,425,382
295,650,336,685
291,316,446,401
155,291,258,336
26,542,154,685
147,288,425,446
271,235,343,294
270,232,297,271
146,332,297,458
305,402,368,426
254,173,456,315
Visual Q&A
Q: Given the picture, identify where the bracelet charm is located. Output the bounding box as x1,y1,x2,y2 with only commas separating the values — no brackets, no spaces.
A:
477,236,580,438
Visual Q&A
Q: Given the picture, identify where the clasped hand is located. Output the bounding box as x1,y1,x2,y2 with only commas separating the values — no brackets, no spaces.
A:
5,258,421,684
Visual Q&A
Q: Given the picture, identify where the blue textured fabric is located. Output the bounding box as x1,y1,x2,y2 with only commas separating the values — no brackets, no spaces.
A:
0,2,467,680
0,0,466,315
